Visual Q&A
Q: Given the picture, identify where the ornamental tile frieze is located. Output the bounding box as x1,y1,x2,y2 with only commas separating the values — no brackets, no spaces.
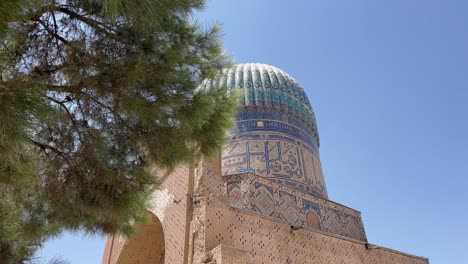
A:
224,173,367,242
222,135,326,198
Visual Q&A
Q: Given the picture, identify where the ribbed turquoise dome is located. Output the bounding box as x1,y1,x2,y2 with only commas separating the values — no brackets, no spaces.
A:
200,63,320,148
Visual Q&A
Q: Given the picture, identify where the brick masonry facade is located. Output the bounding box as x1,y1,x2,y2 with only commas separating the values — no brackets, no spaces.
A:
102,64,429,263
224,172,367,242
102,154,429,264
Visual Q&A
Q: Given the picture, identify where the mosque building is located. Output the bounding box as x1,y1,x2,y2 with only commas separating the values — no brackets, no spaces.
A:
102,63,429,264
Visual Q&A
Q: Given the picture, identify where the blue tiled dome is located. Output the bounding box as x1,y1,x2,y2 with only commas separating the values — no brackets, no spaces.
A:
200,63,320,148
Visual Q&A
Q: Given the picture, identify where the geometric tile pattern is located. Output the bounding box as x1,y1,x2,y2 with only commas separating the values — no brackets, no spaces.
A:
278,191,300,223
251,183,275,217
225,173,367,242
231,120,318,151
303,199,320,215
223,135,328,199
227,180,243,209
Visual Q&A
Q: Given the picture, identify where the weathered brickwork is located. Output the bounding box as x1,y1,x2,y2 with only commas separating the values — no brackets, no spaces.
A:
102,165,190,264
211,245,247,264
205,204,428,264
102,63,429,264
154,165,190,263
199,156,427,264
224,173,367,242
103,156,428,264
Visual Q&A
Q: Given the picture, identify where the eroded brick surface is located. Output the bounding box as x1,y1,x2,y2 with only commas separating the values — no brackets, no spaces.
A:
103,63,428,264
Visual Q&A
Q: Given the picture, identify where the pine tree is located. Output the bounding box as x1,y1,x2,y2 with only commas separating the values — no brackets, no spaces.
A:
0,0,237,262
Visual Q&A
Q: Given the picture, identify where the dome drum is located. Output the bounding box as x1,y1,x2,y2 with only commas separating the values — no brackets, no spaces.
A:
201,63,327,199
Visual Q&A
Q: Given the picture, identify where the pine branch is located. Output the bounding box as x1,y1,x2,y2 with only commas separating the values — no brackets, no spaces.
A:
29,139,71,164
0,0,236,262
34,18,69,45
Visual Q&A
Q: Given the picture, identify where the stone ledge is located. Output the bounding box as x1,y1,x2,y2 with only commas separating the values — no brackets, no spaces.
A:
210,244,247,264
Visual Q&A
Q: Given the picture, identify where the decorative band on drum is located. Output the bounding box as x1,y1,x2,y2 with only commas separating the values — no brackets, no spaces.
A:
231,120,318,152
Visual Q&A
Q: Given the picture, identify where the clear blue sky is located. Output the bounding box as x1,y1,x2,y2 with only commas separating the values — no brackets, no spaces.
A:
39,1,468,263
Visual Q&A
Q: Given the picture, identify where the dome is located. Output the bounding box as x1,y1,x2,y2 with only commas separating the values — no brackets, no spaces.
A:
202,63,328,198
200,63,320,149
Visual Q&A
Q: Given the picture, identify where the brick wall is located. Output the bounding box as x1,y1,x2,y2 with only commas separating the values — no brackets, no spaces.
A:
103,156,428,264
204,203,428,264
198,156,428,264
154,165,190,263
102,165,191,264
224,173,367,241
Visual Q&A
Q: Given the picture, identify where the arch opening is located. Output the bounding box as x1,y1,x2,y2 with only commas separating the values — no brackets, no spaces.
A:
306,211,321,230
116,211,165,264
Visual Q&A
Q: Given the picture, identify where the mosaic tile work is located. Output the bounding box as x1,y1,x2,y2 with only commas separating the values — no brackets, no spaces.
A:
198,63,320,147
222,133,327,199
224,173,367,242
231,120,318,151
